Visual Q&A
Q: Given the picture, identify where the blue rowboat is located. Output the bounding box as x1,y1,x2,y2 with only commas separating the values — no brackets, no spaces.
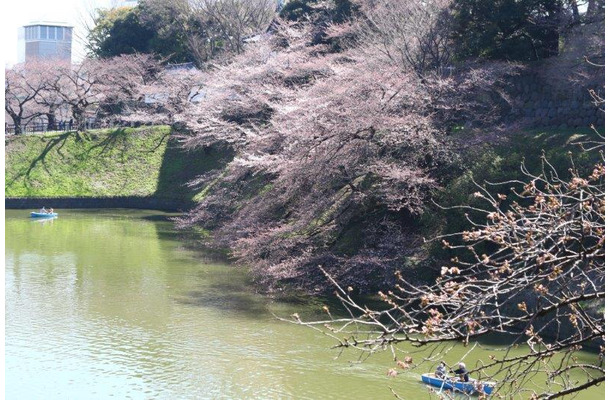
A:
421,373,495,396
30,212,58,218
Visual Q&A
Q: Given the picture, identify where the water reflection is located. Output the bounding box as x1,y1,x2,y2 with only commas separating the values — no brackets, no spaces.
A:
30,216,57,224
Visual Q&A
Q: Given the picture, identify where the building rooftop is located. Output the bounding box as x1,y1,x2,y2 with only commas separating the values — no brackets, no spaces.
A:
23,21,73,28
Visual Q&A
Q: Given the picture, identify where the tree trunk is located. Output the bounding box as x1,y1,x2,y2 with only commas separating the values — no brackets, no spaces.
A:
8,114,22,134
540,5,562,58
46,112,57,131
73,109,86,132
587,0,598,18
570,0,581,23
543,29,560,57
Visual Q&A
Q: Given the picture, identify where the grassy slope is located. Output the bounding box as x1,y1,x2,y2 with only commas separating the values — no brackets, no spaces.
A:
6,124,601,244
443,127,602,206
6,124,599,205
423,126,604,256
5,126,232,201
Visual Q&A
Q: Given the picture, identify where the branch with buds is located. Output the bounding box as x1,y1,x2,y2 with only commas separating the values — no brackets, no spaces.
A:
290,149,605,398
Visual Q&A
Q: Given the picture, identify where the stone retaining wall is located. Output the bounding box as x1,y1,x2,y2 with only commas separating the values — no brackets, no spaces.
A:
507,69,604,129
5,197,195,212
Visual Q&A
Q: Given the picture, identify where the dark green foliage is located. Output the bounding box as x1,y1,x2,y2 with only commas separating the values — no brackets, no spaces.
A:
332,0,358,23
87,4,194,63
89,0,359,63
435,127,603,248
136,0,195,63
280,0,358,22
452,0,568,61
280,0,316,20
87,7,154,58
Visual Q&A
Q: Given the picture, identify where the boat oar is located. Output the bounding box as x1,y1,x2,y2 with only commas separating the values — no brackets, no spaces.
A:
438,376,446,394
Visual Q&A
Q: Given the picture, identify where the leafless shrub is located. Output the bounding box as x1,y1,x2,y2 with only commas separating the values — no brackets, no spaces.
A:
190,0,276,56
356,0,455,75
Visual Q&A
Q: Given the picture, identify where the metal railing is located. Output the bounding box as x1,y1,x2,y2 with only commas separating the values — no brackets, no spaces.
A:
5,123,70,135
5,121,136,135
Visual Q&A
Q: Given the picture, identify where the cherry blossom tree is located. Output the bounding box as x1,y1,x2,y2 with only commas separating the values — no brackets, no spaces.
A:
94,53,163,125
50,59,108,131
5,61,60,134
177,18,516,291
121,65,205,128
33,63,67,131
47,54,162,131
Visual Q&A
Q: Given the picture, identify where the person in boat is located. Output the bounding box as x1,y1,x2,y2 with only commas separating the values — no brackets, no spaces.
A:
453,362,469,382
39,206,47,213
435,361,448,378
48,208,54,214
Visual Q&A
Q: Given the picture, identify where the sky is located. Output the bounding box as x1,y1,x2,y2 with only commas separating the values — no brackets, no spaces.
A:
1,0,133,67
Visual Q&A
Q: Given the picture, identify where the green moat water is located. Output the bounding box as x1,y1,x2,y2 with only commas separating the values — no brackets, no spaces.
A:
5,210,604,399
